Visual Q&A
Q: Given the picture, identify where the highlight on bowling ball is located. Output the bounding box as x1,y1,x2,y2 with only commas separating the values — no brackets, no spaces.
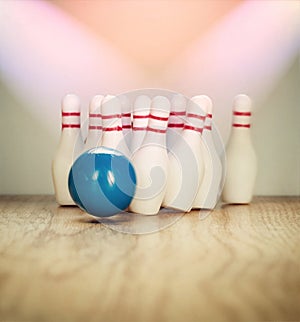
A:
68,147,137,217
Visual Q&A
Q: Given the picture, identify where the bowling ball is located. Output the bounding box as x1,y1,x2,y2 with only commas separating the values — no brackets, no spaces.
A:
68,147,136,217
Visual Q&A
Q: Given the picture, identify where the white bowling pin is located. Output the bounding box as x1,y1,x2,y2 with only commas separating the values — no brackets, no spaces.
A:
101,95,130,158
130,95,151,154
130,96,170,215
222,94,257,204
84,95,103,151
163,98,205,211
191,95,223,209
167,93,186,150
52,94,84,205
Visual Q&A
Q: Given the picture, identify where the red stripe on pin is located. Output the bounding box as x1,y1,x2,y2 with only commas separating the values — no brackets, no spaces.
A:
184,125,203,133
133,114,149,119
122,125,131,129
204,125,212,131
89,113,101,118
103,126,123,131
147,127,167,134
168,123,184,128
89,125,102,130
186,113,205,120
149,114,169,121
62,112,80,117
122,113,131,117
62,124,80,128
207,114,212,118
170,111,185,116
102,114,121,119
233,111,251,116
233,124,251,128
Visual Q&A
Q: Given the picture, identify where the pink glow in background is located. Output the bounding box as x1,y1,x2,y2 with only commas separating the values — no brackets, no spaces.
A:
0,0,299,140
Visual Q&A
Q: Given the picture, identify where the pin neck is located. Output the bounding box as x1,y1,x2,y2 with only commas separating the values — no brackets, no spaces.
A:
143,111,169,146
203,113,212,131
232,110,252,128
62,111,80,130
122,112,132,131
102,112,122,130
184,112,205,134
168,110,185,129
88,112,102,131
147,112,169,133
132,112,149,135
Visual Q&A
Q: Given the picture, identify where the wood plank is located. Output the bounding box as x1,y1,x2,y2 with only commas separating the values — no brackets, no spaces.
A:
0,196,299,322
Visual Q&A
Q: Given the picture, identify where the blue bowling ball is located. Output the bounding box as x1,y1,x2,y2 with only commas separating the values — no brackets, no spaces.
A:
68,147,136,217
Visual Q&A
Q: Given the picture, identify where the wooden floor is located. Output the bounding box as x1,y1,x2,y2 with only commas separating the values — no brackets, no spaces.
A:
0,195,299,322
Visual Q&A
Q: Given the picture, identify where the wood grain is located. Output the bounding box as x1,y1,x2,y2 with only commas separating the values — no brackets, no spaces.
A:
0,196,299,322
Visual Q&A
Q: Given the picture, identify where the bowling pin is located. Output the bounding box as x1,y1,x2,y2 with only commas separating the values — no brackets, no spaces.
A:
163,98,205,211
52,94,84,205
130,95,151,154
222,94,257,204
191,95,223,209
84,95,103,151
130,96,170,215
167,94,186,150
119,94,132,148
101,95,130,158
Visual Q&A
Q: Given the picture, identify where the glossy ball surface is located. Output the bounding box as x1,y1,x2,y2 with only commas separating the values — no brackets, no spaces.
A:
68,147,136,217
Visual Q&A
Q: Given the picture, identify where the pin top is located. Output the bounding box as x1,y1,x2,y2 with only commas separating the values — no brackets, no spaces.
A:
233,94,252,113
151,96,170,117
190,95,211,114
171,94,186,113
119,95,131,114
62,94,80,112
89,95,103,114
101,95,121,116
102,94,116,104
188,97,206,119
133,95,151,114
